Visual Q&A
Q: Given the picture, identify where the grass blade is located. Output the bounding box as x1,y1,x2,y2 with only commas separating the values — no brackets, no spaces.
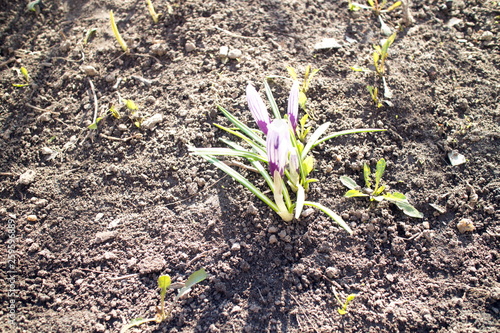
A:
264,79,281,119
217,105,266,147
301,122,331,159
195,154,279,212
313,128,386,147
303,201,353,234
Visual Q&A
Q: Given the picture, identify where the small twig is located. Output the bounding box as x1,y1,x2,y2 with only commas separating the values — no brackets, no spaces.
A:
131,75,154,86
25,103,59,115
0,58,16,68
99,133,143,142
108,273,140,281
0,172,17,177
88,78,98,125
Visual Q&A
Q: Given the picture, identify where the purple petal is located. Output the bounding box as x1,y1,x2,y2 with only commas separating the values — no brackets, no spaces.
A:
287,81,300,132
246,84,271,135
266,119,291,177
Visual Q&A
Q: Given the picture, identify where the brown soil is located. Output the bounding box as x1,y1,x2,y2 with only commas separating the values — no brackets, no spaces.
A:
1,0,499,332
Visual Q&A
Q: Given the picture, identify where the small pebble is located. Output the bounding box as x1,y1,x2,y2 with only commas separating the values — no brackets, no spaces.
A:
27,215,37,222
278,230,287,239
142,114,163,130
117,124,128,132
95,213,104,222
325,266,340,279
40,147,55,155
301,208,315,218
228,49,242,59
479,31,493,41
37,112,52,122
185,42,196,52
269,235,278,244
103,251,117,260
457,219,475,233
104,73,115,83
268,226,278,233
231,242,241,251
81,65,99,76
219,46,229,58
18,170,36,185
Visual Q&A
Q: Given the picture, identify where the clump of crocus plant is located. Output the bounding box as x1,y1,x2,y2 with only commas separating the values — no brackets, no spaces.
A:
190,79,385,234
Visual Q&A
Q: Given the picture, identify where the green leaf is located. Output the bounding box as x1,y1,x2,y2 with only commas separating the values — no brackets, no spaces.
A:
286,66,298,80
21,67,30,81
384,1,402,12
295,184,305,220
374,158,386,190
192,154,279,212
298,91,307,110
301,122,331,159
339,176,358,190
303,201,353,235
109,105,121,119
88,117,103,130
217,105,266,147
190,147,267,163
264,79,281,120
345,189,369,198
27,0,42,12
120,317,157,333
312,128,386,147
302,155,314,176
350,65,371,72
83,28,97,45
125,99,138,110
176,268,207,301
382,191,406,202
12,83,29,87
395,202,424,218
363,163,372,188
158,275,171,292
215,125,266,156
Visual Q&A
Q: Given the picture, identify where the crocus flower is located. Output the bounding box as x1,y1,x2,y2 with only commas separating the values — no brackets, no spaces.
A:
246,84,271,135
287,81,300,132
266,119,291,178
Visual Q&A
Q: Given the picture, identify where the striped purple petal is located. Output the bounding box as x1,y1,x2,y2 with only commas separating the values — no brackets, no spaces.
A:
287,81,300,132
266,119,291,177
246,84,271,135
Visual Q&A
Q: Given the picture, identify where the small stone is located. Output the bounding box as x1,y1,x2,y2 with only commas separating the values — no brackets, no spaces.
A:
142,114,163,130
150,43,167,56
40,147,55,155
231,242,241,251
219,46,229,58
18,170,36,185
95,323,105,333
117,124,128,132
185,42,196,52
268,226,278,233
103,251,117,260
301,208,315,218
278,230,287,239
228,49,242,59
95,231,116,244
104,73,115,83
27,215,37,222
422,221,430,229
137,257,165,274
81,65,99,76
479,31,493,41
107,219,120,229
457,219,475,233
231,305,242,313
28,242,40,253
314,38,342,50
269,235,278,244
325,266,339,279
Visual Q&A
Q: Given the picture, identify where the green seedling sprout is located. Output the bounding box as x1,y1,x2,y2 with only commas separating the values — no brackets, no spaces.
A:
286,65,320,118
12,67,30,87
121,268,207,333
110,10,129,53
340,158,423,218
349,0,402,15
190,79,386,234
351,32,397,107
83,28,97,45
27,0,42,13
335,293,358,315
146,0,162,23
123,99,143,127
